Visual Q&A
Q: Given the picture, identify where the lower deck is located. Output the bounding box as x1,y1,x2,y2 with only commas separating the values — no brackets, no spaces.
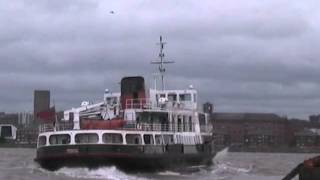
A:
35,143,214,171
37,129,212,148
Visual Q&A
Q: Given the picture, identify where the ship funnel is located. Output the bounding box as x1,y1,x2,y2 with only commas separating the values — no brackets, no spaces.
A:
120,76,146,109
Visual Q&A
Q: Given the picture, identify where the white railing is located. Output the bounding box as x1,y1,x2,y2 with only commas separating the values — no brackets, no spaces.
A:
39,122,197,133
125,98,196,110
128,123,195,132
39,123,54,133
39,122,74,133
125,98,152,109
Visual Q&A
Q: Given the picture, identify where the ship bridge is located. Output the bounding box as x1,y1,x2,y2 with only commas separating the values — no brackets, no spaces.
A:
148,88,198,110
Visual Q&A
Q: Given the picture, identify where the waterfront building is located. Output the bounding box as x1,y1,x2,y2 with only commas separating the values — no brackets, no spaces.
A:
211,112,289,151
294,128,320,149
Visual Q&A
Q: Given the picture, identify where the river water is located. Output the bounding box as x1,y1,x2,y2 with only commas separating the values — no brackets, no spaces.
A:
0,148,317,180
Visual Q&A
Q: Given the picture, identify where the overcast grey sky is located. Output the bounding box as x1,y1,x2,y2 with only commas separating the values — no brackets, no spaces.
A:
0,0,319,119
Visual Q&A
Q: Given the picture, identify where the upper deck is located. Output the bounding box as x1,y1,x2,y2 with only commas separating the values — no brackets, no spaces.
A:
53,85,210,135
38,121,212,136
101,88,198,110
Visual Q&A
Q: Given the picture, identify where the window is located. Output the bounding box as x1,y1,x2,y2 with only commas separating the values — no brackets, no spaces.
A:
177,116,182,132
69,112,74,121
179,93,191,101
126,134,142,145
168,93,177,101
199,113,206,125
38,136,46,146
103,133,123,144
155,135,163,145
183,115,187,131
143,134,154,145
49,134,70,145
1,126,12,137
189,116,193,131
163,135,174,144
75,133,99,144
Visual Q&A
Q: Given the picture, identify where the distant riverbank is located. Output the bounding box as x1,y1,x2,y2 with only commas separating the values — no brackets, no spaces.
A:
0,143,36,148
228,145,320,153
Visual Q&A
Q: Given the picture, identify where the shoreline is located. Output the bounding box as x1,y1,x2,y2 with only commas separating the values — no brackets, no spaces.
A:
216,145,320,154
0,143,36,148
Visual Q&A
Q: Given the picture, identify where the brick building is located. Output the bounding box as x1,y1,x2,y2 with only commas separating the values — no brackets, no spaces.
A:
294,128,320,150
210,111,320,152
211,113,289,150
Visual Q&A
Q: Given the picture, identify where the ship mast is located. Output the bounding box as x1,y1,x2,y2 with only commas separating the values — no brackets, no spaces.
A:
151,36,174,90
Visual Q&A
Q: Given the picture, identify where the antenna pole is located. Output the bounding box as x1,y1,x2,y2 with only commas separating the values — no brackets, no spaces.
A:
151,36,174,91
159,36,165,90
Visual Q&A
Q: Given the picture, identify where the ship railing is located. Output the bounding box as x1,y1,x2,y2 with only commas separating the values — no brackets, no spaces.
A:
39,123,54,133
165,101,196,110
125,98,152,109
39,122,74,133
125,98,196,111
124,122,195,132
39,121,196,133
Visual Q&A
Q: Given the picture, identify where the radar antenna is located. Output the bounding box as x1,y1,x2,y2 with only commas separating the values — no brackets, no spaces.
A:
151,36,174,90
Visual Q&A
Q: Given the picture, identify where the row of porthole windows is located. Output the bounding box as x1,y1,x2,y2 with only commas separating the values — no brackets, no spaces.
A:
38,133,179,146
38,133,202,147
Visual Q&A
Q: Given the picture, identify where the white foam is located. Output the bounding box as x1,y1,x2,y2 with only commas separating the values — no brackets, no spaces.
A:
213,163,253,174
230,174,284,180
213,147,229,164
54,166,148,180
158,171,181,176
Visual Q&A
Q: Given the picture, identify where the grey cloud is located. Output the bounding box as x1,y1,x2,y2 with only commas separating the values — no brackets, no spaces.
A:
0,0,319,119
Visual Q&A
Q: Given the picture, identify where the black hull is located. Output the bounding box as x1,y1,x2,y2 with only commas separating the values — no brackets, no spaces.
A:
35,144,215,172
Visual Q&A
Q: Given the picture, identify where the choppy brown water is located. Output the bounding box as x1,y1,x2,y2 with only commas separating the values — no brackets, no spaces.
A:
0,148,317,180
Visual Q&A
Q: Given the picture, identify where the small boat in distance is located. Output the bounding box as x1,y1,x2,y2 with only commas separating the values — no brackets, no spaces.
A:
34,37,215,172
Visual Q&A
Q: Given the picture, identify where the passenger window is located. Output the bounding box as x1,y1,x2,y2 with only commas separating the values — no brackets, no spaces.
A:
143,134,154,145
179,93,191,101
163,135,174,144
155,135,163,145
168,93,177,101
189,116,193,131
49,134,70,145
38,136,46,146
75,133,99,144
126,134,142,145
103,133,123,144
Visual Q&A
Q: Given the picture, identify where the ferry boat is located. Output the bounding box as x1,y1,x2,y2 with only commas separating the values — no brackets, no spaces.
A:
35,37,215,172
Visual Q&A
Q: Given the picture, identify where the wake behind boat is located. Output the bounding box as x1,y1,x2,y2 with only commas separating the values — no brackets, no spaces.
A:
34,37,215,172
